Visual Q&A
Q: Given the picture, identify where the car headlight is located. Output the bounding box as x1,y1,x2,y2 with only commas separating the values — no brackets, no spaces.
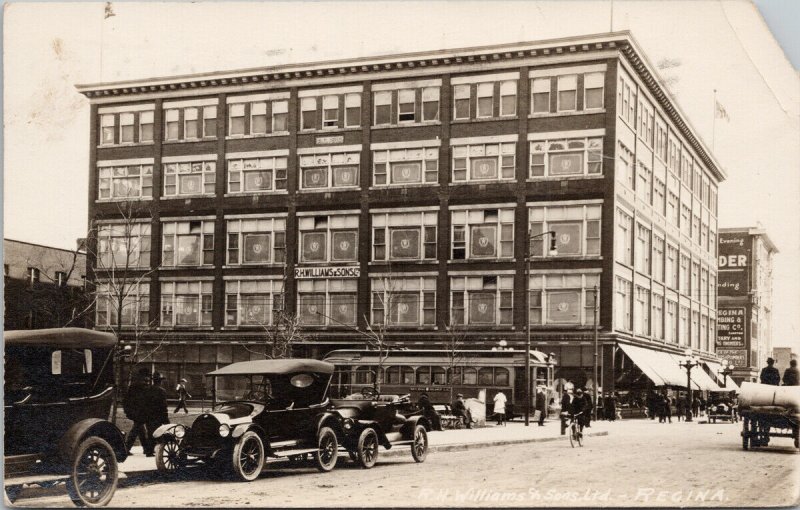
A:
219,424,231,437
173,425,186,439
343,418,354,430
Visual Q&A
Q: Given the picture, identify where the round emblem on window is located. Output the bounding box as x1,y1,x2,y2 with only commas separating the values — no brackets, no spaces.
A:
478,162,489,175
478,303,488,314
478,236,489,247
341,170,352,183
183,303,194,314
310,241,320,252
308,304,318,314
400,239,410,249
561,159,573,171
557,301,570,312
401,167,411,178
248,305,262,317
252,243,263,254
186,179,196,191
338,304,349,314
254,175,263,186
311,173,320,183
339,240,350,251
559,233,571,244
398,303,409,314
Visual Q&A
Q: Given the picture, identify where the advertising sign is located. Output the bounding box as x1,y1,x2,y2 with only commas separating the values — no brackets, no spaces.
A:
718,233,751,296
716,307,746,348
716,348,748,368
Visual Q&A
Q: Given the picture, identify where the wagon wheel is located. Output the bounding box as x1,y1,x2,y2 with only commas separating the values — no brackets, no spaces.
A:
66,436,119,507
155,440,185,475
356,428,379,469
410,424,428,463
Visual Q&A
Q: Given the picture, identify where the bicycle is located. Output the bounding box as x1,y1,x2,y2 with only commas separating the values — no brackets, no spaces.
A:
567,412,584,448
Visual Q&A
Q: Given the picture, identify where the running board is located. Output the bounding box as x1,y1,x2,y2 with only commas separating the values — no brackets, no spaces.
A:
271,447,317,458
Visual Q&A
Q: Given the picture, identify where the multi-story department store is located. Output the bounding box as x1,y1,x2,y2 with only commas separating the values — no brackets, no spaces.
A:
78,31,728,397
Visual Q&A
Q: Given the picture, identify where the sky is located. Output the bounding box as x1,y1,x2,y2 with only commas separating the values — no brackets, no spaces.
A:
3,1,799,350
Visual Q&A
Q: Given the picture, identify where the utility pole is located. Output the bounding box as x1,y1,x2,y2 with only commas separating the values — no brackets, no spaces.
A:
593,284,599,422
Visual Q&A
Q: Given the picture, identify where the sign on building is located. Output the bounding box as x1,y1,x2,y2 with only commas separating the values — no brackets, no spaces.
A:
294,266,360,279
716,307,748,367
718,233,750,296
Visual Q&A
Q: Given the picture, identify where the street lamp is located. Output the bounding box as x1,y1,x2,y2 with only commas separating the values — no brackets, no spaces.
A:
719,359,735,388
525,230,557,426
678,348,701,422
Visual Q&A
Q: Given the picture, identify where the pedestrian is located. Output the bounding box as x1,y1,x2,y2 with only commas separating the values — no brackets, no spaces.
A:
451,393,471,429
676,395,685,422
582,390,593,428
560,386,574,435
759,357,780,386
419,392,442,431
174,378,191,414
493,390,507,426
656,394,666,423
782,359,799,386
664,394,672,423
691,396,700,418
535,386,547,426
123,368,153,455
145,372,169,457
604,392,618,422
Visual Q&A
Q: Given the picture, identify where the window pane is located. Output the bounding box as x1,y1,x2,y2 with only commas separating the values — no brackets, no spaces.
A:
549,152,583,175
301,232,326,262
547,290,581,324
390,162,421,184
389,229,420,259
470,225,497,257
469,293,495,324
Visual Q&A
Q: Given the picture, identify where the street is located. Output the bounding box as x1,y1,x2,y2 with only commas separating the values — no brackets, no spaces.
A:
10,418,799,507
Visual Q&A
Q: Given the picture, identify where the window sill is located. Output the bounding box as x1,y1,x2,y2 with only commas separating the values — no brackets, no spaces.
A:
448,180,516,186
368,260,439,266
369,183,439,190
529,256,603,262
163,138,217,144
447,258,516,264
222,264,286,270
96,197,154,203
157,326,215,331
97,141,156,149
226,132,289,140
451,116,517,124
527,175,603,181
528,324,598,329
161,194,215,200
299,126,363,134
529,109,605,118
159,266,215,270
297,187,361,194
371,121,441,130
224,190,289,197
221,326,275,331
295,261,359,267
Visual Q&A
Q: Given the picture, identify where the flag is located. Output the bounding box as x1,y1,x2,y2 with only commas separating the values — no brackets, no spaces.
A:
104,2,116,19
715,100,730,122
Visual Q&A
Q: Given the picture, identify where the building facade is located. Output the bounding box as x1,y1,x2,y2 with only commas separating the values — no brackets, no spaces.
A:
78,32,726,397
4,239,88,330
716,227,777,383
772,347,796,378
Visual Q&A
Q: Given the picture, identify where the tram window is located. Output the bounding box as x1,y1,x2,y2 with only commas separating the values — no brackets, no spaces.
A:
416,367,431,384
478,367,494,385
354,367,374,385
463,368,477,385
432,367,446,385
401,367,414,385
448,367,462,384
386,366,400,384
495,368,509,386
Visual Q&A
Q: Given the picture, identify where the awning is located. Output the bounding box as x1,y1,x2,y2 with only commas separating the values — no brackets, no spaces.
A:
704,361,739,391
618,343,667,386
686,361,722,391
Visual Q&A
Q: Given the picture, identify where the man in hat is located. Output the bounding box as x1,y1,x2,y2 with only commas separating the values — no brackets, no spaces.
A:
123,367,152,455
452,393,472,429
571,388,588,428
417,392,441,431
782,359,799,386
535,386,548,426
144,372,169,456
174,377,191,414
760,357,780,386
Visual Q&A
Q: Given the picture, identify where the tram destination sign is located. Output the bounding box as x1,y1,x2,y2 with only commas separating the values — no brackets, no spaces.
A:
295,266,360,279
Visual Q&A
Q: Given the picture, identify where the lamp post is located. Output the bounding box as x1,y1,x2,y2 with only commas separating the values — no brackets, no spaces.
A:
678,348,701,423
593,284,599,422
525,230,557,426
719,359,735,389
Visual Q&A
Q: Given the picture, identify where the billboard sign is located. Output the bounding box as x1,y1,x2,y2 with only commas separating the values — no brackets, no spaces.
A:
718,233,750,296
716,307,746,349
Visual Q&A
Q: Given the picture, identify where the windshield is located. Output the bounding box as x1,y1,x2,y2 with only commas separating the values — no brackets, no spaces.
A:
215,375,275,403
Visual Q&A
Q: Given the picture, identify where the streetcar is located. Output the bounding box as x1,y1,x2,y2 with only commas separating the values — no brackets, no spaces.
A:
322,348,556,419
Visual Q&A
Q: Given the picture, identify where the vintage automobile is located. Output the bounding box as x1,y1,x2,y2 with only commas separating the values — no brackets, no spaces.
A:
152,359,343,481
707,393,739,424
4,328,128,507
329,388,430,469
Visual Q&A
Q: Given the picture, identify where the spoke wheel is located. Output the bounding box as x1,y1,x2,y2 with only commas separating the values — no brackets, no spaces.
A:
411,424,428,463
357,428,379,469
155,440,184,475
231,431,265,482
315,427,339,472
569,425,576,448
66,436,119,507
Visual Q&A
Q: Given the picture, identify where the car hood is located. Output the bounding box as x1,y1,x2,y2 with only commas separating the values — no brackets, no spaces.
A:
205,402,264,426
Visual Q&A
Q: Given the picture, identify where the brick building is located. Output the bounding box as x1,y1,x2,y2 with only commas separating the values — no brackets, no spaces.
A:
77,31,726,397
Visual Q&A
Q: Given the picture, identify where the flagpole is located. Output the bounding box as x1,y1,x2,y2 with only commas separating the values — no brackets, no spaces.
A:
610,0,614,32
712,89,717,151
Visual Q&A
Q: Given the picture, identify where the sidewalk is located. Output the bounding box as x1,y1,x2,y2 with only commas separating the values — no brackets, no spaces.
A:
119,418,610,473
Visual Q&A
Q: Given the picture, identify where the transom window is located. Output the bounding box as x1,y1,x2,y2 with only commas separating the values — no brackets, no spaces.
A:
162,220,215,267
161,281,213,327
529,203,601,257
298,215,359,263
226,217,286,265
530,137,602,178
228,155,288,193
98,163,153,200
225,279,284,327
297,279,358,326
163,159,216,196
97,223,151,269
299,151,360,190
452,142,515,182
371,277,436,327
372,211,437,261
372,146,438,186
528,273,599,326
450,275,513,326
452,208,514,260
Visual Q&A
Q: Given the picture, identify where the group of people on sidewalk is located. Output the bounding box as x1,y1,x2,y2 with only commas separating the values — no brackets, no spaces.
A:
123,368,192,456
645,393,701,423
760,358,799,386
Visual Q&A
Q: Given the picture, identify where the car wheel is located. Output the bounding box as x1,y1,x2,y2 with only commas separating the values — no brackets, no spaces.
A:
314,426,339,472
410,424,428,463
231,431,265,482
66,436,119,507
356,428,379,469
155,440,184,475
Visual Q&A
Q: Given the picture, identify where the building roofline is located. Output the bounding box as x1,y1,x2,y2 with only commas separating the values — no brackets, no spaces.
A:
74,30,726,181
4,238,87,256
719,227,779,253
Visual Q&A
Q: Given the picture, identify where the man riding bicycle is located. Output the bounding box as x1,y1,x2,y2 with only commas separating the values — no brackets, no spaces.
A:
563,388,588,434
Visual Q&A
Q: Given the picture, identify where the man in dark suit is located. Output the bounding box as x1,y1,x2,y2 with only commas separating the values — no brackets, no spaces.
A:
535,386,547,426
124,368,152,455
560,386,574,435
144,372,169,457
760,357,780,386
782,359,799,386
582,390,593,428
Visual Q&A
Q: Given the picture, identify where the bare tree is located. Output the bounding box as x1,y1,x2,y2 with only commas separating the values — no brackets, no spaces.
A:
443,320,467,404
